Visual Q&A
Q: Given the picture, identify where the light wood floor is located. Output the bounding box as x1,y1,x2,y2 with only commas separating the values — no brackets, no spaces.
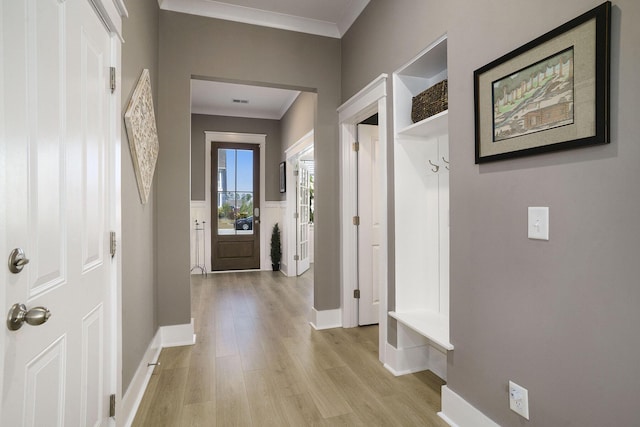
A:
132,269,448,426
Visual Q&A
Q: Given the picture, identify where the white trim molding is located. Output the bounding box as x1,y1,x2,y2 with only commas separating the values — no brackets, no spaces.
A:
439,386,500,427
119,320,195,426
89,0,128,40
337,74,388,365
383,339,447,380
158,0,369,38
160,319,196,347
309,308,342,330
119,331,162,427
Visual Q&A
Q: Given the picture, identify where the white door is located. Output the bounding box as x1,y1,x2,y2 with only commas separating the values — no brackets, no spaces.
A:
296,162,311,275
357,124,380,326
2,1,115,425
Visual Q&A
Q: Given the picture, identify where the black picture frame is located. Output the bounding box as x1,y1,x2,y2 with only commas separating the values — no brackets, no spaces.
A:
474,1,611,164
279,162,286,193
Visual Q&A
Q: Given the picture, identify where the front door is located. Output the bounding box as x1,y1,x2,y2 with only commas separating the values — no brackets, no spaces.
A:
357,124,381,326
2,0,115,425
212,143,261,270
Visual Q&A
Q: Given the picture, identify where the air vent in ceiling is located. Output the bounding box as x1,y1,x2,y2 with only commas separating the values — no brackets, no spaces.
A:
232,99,249,104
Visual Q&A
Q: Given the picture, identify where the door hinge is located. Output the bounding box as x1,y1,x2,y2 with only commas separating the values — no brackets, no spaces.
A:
352,142,360,152
352,216,360,226
293,169,299,177
354,289,360,299
109,394,116,417
110,231,116,258
294,254,299,261
109,67,116,93
293,212,299,219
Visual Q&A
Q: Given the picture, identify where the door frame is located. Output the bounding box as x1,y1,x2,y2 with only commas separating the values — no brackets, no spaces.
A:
86,0,128,413
284,130,314,277
337,74,388,363
210,141,261,270
204,131,267,270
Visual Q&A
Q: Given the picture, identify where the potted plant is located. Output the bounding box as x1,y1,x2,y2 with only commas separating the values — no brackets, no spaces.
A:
270,223,282,271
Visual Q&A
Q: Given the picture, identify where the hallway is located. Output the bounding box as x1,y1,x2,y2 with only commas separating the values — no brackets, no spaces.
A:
132,270,447,426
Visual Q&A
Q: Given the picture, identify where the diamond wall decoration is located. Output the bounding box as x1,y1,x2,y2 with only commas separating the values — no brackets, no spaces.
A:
124,69,159,205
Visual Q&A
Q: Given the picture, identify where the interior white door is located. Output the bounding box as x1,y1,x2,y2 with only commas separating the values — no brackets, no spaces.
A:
357,124,380,326
296,162,311,275
2,1,114,425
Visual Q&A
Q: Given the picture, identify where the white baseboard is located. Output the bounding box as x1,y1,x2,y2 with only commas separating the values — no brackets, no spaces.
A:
383,341,430,376
438,386,500,427
120,330,162,427
309,308,342,330
383,341,447,380
119,320,195,427
160,318,196,347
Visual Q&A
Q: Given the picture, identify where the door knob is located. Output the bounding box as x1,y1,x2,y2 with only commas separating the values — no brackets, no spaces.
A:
8,248,30,274
7,303,51,331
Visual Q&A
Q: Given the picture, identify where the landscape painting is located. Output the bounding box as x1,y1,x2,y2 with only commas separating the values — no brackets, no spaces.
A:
492,48,574,142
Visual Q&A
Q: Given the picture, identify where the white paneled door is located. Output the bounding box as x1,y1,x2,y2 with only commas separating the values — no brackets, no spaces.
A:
357,124,380,326
2,0,115,425
296,162,311,276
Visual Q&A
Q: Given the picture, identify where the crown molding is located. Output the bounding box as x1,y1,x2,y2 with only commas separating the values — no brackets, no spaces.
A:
158,0,369,38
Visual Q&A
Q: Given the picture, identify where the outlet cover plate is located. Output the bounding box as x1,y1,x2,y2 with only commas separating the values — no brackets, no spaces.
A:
528,207,549,240
509,380,530,420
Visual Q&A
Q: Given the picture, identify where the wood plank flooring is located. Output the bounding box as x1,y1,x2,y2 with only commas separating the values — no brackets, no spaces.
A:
132,269,448,426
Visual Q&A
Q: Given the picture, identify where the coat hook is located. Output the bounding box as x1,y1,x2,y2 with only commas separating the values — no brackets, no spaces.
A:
428,159,439,173
442,157,450,170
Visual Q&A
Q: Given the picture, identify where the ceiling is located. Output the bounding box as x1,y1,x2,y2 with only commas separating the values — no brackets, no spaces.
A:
191,80,300,120
159,0,370,38
178,0,369,120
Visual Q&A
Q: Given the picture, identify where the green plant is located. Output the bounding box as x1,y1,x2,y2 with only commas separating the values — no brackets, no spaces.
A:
218,202,234,219
270,223,282,266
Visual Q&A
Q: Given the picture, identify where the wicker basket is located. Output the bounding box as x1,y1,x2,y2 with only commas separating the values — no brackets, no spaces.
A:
411,79,448,123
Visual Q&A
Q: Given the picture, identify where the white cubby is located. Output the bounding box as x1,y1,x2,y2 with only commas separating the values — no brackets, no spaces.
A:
391,35,452,357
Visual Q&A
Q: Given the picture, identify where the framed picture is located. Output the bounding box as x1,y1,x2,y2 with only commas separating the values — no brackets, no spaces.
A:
279,162,286,193
474,1,611,163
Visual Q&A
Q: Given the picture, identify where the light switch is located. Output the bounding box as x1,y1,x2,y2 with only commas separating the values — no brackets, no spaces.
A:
528,207,549,240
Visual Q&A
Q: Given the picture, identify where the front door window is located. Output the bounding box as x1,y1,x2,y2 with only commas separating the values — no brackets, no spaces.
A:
217,148,254,235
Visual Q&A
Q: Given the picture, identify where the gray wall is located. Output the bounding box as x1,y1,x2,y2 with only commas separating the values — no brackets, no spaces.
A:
281,91,317,150
343,0,640,425
191,114,282,201
157,11,342,324
120,0,159,392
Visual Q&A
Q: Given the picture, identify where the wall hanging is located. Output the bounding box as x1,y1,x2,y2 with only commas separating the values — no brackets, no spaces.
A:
124,69,159,203
474,1,611,163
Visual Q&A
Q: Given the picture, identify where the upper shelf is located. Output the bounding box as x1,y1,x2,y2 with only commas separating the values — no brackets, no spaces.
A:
394,35,448,134
396,35,447,79
397,110,448,138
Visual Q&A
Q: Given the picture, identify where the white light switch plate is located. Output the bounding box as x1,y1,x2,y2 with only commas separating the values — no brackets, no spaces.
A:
528,207,549,240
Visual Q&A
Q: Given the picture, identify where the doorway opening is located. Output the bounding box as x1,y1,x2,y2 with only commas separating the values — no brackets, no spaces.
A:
285,132,315,277
338,74,388,363
356,117,380,326
189,78,317,276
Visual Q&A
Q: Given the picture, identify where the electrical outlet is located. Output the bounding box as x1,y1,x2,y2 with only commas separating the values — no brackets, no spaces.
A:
509,380,530,420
